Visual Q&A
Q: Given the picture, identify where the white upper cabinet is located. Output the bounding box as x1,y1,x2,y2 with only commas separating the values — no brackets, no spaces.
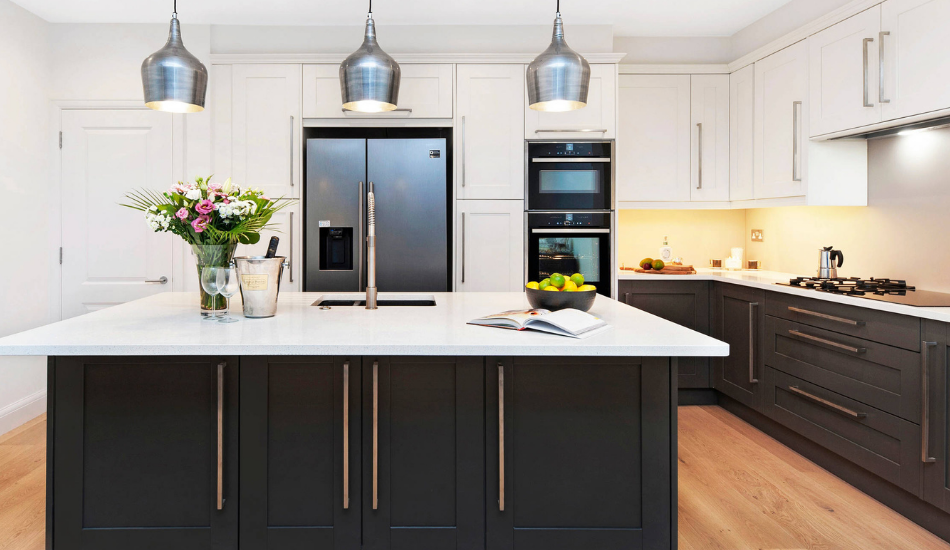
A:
234,205,301,292
303,63,454,118
808,6,882,137
455,200,524,292
616,75,691,202
456,64,525,200
690,75,730,202
231,64,302,199
525,64,617,139
754,40,808,199
881,0,950,121
730,65,755,202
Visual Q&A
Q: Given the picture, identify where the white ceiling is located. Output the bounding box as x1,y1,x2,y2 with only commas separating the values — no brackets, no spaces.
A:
13,0,794,37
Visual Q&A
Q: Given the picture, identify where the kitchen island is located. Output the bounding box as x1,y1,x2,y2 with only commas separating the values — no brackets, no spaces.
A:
0,292,728,550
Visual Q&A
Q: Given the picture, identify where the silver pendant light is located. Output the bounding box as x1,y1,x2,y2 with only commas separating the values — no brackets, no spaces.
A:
141,0,208,113
526,0,591,112
340,0,401,113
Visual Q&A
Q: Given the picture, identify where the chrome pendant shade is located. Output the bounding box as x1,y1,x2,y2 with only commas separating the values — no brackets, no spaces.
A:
526,7,591,112
141,6,208,114
340,7,401,113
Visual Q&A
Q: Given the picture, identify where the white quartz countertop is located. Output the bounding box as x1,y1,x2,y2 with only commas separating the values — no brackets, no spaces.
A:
619,268,950,323
0,292,729,357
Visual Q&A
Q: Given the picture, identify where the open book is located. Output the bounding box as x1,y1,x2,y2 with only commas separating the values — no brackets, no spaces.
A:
468,308,610,339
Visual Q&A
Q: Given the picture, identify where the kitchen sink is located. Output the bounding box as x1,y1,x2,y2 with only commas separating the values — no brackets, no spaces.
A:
312,294,437,307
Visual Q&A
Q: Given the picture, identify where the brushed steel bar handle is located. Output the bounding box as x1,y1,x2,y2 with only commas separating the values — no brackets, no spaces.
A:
696,122,703,190
535,128,608,134
530,158,611,163
372,361,379,510
863,38,874,107
787,306,865,327
217,362,225,511
792,101,802,182
461,116,466,188
788,386,867,419
358,181,364,291
879,31,890,104
923,341,937,463
289,116,295,186
461,212,466,284
343,361,350,509
145,276,168,284
341,108,413,114
498,363,505,512
787,329,867,354
289,212,295,283
531,228,611,234
749,302,759,384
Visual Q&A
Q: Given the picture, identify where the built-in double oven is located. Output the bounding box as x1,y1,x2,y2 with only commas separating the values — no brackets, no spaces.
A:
525,141,614,298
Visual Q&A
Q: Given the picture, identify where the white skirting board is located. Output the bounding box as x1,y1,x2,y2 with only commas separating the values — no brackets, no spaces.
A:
0,389,46,438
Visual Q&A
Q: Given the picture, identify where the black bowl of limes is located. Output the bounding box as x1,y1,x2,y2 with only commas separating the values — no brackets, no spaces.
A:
524,273,598,312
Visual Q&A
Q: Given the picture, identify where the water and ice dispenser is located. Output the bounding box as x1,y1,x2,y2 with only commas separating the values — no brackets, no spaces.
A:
319,227,353,271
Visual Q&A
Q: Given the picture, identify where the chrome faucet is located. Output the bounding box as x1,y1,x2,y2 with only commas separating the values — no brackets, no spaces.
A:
365,182,378,309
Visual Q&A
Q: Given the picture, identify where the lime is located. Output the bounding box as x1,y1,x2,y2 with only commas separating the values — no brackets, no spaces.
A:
526,281,539,290
652,259,665,271
570,273,585,286
543,286,559,292
539,278,551,289
550,274,566,289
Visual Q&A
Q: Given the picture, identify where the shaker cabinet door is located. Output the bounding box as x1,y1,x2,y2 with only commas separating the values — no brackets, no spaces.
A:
240,356,361,550
712,283,766,409
923,321,950,514
730,65,755,202
456,200,524,292
690,74,731,202
51,356,239,550
525,64,617,139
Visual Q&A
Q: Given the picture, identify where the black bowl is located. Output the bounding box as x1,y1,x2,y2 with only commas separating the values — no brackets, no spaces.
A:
525,287,597,312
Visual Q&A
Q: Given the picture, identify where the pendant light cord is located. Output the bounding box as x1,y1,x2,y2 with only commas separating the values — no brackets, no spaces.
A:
173,0,177,16
556,0,560,15
369,0,372,15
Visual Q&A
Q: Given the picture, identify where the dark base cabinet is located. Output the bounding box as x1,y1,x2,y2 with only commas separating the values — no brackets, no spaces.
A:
712,283,766,410
924,321,950,514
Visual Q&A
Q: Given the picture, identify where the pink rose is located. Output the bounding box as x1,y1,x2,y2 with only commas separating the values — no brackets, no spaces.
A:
191,214,210,233
175,208,189,220
195,199,216,215
208,183,222,191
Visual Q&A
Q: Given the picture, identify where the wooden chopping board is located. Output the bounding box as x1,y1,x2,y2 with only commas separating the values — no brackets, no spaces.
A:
623,264,698,275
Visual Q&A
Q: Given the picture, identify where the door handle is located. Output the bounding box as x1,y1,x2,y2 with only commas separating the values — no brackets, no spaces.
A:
289,115,295,187
217,362,225,511
461,212,466,284
343,361,350,509
792,101,802,182
922,341,937,464
498,363,505,512
288,212,295,283
879,31,890,104
372,361,379,510
341,108,413,115
534,129,608,134
863,37,874,107
358,181,365,292
749,302,759,384
787,306,865,327
696,122,703,190
145,276,168,284
787,329,867,354
461,115,466,188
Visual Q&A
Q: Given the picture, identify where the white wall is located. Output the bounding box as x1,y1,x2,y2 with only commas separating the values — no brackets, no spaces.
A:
0,0,50,435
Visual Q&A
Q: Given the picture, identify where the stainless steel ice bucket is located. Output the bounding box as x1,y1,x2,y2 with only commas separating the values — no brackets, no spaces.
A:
233,256,288,318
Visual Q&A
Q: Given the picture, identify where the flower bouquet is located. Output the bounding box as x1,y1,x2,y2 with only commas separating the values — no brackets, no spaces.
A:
122,176,296,316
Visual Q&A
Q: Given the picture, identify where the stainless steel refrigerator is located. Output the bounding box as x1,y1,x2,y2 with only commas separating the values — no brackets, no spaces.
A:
305,138,448,292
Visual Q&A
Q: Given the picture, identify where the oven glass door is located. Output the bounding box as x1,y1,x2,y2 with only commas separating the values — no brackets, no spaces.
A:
528,229,611,297
527,160,611,210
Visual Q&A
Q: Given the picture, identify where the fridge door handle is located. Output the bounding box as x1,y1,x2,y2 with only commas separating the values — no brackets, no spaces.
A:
359,181,365,292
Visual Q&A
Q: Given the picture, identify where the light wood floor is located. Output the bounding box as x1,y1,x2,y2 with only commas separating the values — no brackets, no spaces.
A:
1,409,948,550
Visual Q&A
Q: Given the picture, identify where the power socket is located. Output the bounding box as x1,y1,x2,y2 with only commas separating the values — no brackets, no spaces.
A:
751,229,764,242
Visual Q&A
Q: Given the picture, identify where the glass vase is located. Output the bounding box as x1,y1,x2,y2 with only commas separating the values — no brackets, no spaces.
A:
192,243,237,317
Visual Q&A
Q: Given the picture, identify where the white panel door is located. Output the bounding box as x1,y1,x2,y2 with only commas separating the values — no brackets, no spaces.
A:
616,75,691,202
233,205,301,291
61,110,174,319
691,74,730,202
456,64,525,200
525,64,617,139
882,0,950,121
755,40,808,199
730,65,755,201
232,64,301,199
456,200,524,292
304,63,453,119
808,6,882,136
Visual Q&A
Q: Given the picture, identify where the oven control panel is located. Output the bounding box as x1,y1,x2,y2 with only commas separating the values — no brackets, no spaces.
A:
528,212,610,228
528,141,611,158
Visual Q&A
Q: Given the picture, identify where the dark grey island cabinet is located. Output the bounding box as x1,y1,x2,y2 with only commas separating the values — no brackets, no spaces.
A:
47,354,677,550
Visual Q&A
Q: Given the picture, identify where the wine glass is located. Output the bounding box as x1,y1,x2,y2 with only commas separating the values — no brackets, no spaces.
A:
200,267,221,321
216,267,241,324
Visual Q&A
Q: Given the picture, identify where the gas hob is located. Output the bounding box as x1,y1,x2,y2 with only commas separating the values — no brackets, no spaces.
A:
776,277,950,307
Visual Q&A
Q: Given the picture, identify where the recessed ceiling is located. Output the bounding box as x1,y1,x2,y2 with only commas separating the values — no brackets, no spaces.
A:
12,0,794,37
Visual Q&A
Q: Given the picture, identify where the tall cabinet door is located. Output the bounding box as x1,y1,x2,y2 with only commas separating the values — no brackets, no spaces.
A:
362,357,485,550
456,200,524,291
51,356,239,550
456,64,525,200
881,0,950,121
923,321,950,514
712,283,766,410
616,75,691,202
730,65,756,201
241,356,361,550
232,64,302,199
754,40,808,199
691,74,730,202
808,6,882,137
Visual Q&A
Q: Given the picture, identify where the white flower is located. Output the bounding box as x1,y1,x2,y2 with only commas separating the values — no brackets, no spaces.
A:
145,211,172,232
185,189,202,201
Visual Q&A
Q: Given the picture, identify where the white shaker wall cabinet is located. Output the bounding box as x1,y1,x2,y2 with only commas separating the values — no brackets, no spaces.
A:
455,200,524,292
303,63,454,119
456,64,525,200
231,64,302,200
754,41,808,200
730,65,755,202
525,64,617,139
881,0,950,122
690,75,730,202
808,6,882,137
616,75,691,202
